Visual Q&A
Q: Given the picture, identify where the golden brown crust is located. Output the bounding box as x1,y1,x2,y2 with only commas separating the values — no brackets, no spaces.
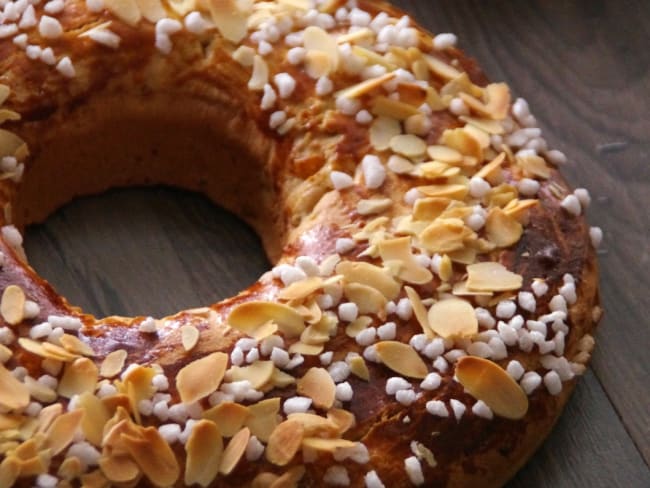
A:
0,1,600,487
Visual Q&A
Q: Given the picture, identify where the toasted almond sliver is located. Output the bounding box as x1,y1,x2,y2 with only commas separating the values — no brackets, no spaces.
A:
24,376,57,403
348,356,370,381
123,426,180,486
357,198,393,216
287,413,337,436
122,365,156,423
417,183,468,200
475,152,506,181
59,334,95,357
343,283,387,316
375,341,428,379
440,128,483,160
301,437,357,452
1,285,25,326
378,237,433,285
297,367,336,410
412,197,451,222
327,408,356,434
76,392,110,447
103,0,141,26
336,72,396,99
405,286,433,338
41,342,80,362
219,427,250,475
424,54,462,80
345,316,373,338
203,402,250,438
485,207,523,248
288,341,323,356
278,276,324,301
245,398,280,442
387,154,415,174
516,153,551,179
0,85,9,105
452,281,493,297
0,364,29,410
0,129,26,159
57,358,98,399
371,96,420,120
226,360,274,390
419,218,472,254
304,26,339,62
466,262,523,292
185,420,223,486
98,454,140,483
266,420,304,466
370,116,402,151
460,116,505,135
390,134,427,158
177,352,228,404
208,0,249,43
100,349,128,378
44,409,84,456
228,301,305,338
0,457,20,487
336,261,400,300
427,298,478,339
456,356,529,419
248,55,269,91
134,0,165,22
181,325,200,352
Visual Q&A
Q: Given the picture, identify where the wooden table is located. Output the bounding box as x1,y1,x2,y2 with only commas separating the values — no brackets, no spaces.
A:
23,1,649,486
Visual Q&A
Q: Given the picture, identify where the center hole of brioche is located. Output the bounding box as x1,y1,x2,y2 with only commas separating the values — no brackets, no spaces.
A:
24,187,270,318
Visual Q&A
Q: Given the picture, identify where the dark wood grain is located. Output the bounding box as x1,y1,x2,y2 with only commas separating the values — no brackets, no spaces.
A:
22,0,650,486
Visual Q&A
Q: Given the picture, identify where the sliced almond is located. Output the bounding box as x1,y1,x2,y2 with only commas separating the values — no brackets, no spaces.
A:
503,198,538,221
123,426,180,486
336,261,400,300
348,355,370,381
226,360,274,390
228,301,305,338
269,367,296,389
100,349,128,378
0,364,29,410
427,298,478,339
98,454,140,483
121,365,156,423
208,0,250,43
390,134,427,158
266,420,304,466
219,427,250,475
232,45,256,67
440,128,483,161
58,456,83,480
417,183,468,200
301,437,357,452
343,283,387,316
185,420,223,487
134,0,165,22
375,341,428,379
44,409,84,456
181,325,200,352
351,46,397,70
287,413,337,436
423,54,462,80
0,285,24,326
371,96,420,120
336,72,396,99
41,342,80,362
24,377,57,403
288,341,323,356
327,408,356,434
0,85,9,105
357,198,393,216
203,402,250,437
303,26,339,75
405,286,433,338
104,0,141,26
413,197,451,221
387,154,415,174
466,262,523,292
456,356,529,419
370,116,401,151
345,315,373,338
278,277,324,301
419,218,473,254
0,457,19,487
59,334,95,357
245,398,280,442
76,392,110,447
378,237,433,285
248,55,269,91
0,129,27,159
57,358,98,399
459,83,510,120
460,116,505,135
485,208,523,248
297,367,336,410
176,352,228,404
475,152,506,182
516,153,551,179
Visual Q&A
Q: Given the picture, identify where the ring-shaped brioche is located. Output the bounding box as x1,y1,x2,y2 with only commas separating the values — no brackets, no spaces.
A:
0,0,601,486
